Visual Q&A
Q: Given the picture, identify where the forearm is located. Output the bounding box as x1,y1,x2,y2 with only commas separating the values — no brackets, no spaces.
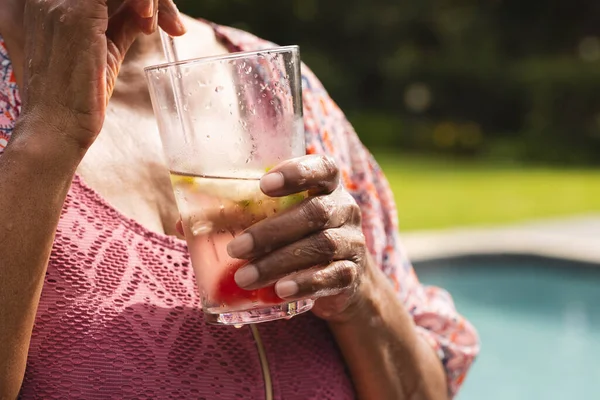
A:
0,122,83,398
329,265,447,400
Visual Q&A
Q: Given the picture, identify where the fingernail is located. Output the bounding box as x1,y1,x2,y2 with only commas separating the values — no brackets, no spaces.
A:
142,3,154,18
260,172,285,193
275,280,299,298
227,233,254,258
234,264,259,288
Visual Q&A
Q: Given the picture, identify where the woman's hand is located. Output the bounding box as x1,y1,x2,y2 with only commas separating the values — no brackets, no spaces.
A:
18,0,185,151
226,155,372,322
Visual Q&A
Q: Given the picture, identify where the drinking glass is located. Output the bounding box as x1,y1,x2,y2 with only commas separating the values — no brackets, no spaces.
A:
145,46,313,325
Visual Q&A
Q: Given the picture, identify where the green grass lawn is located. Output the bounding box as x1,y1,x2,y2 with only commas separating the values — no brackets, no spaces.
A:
373,152,600,231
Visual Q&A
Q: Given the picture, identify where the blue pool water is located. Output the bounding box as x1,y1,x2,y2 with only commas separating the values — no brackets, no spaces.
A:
415,256,600,399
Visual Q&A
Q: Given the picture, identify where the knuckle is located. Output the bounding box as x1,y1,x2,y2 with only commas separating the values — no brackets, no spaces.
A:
349,202,363,225
332,262,358,288
303,197,332,228
310,270,328,293
333,192,361,227
311,230,338,257
319,231,338,256
320,156,340,180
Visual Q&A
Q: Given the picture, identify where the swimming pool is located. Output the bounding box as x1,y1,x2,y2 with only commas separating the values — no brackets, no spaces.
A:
415,255,600,399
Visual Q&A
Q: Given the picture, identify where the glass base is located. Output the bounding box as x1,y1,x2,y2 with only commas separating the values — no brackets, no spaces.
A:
204,299,314,326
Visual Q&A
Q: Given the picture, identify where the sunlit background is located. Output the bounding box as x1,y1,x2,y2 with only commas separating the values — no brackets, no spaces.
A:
181,1,600,398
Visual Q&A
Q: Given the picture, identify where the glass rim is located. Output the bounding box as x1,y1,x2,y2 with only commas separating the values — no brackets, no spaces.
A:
144,45,300,73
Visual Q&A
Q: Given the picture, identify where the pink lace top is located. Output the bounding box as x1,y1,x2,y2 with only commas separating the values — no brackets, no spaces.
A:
0,22,479,399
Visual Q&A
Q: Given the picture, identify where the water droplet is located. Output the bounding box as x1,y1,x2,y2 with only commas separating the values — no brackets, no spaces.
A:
245,66,253,74
293,248,302,256
215,86,224,93
191,220,213,236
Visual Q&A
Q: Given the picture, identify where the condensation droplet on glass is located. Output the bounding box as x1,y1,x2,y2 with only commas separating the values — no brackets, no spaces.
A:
245,66,252,74
215,86,224,93
254,74,259,78
191,220,213,236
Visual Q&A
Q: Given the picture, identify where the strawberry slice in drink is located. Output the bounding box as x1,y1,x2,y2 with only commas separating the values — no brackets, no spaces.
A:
257,286,284,305
214,262,284,307
214,262,259,306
